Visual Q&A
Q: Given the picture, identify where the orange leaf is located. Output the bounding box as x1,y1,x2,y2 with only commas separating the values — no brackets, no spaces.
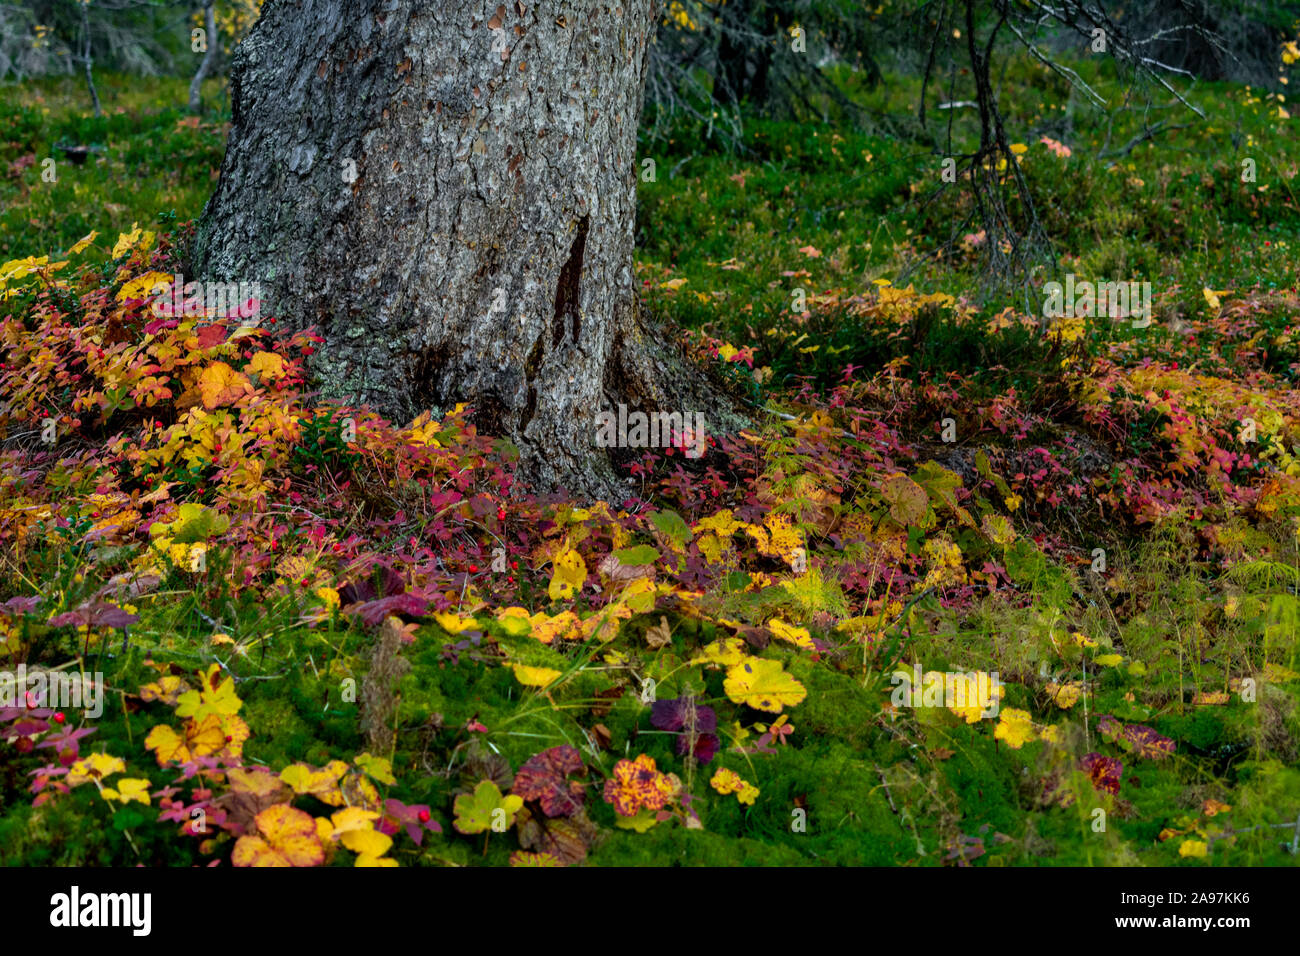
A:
246,351,288,382
198,362,253,409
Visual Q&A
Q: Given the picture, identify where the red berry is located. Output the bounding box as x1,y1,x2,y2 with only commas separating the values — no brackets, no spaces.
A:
417,809,431,823
510,561,518,570
469,564,479,573
507,575,515,584
53,712,65,724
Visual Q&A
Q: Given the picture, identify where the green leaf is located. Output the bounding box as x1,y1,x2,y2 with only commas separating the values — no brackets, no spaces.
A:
453,780,524,834
647,509,692,547
882,474,929,527
149,503,230,543
612,545,660,566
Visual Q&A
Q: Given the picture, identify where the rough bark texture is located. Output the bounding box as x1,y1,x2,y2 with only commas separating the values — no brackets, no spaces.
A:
195,0,742,498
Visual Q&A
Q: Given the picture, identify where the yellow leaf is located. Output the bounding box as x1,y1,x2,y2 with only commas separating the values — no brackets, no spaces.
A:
495,606,533,636
768,618,815,651
280,760,349,806
116,271,173,303
111,223,154,259
527,610,579,644
1094,654,1124,668
691,637,747,668
1045,681,1084,709
245,351,288,381
175,664,242,719
548,547,587,601
723,657,807,713
340,827,392,858
329,806,381,836
66,752,126,786
512,664,562,688
101,778,151,805
1179,840,1208,858
68,231,99,255
144,724,189,765
693,510,743,537
993,708,1036,748
138,675,190,706
621,577,658,613
434,612,477,634
232,804,325,867
1203,288,1229,311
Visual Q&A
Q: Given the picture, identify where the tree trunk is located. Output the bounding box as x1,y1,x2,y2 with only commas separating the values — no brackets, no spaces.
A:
188,3,218,114
80,0,102,118
194,0,741,498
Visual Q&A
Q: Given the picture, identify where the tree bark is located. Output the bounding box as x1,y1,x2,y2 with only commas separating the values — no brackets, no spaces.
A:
194,0,741,498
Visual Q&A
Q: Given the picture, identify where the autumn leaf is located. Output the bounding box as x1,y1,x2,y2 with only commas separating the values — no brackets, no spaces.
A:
511,663,563,688
511,745,586,818
1120,724,1176,760
510,851,563,866
280,760,350,806
175,664,242,720
66,752,126,786
101,778,151,805
993,708,1036,748
1045,681,1084,709
644,615,673,648
245,350,288,381
882,474,929,527
768,618,814,651
710,767,759,805
232,804,325,867
138,675,190,706
548,547,587,601
691,637,747,668
148,503,230,544
453,780,524,834
198,361,253,409
527,610,580,644
723,657,807,713
116,271,173,303
355,752,397,785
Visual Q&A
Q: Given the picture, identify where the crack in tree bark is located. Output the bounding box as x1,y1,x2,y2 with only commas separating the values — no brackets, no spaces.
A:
552,215,587,348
